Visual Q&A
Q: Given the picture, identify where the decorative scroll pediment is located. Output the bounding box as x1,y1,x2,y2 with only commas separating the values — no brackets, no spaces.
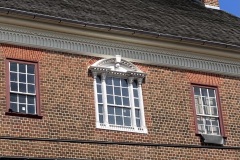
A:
90,55,143,72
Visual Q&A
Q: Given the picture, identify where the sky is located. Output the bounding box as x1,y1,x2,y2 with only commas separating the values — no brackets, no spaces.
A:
219,0,240,17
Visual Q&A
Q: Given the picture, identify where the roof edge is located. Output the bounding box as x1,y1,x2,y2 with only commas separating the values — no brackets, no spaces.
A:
0,7,239,52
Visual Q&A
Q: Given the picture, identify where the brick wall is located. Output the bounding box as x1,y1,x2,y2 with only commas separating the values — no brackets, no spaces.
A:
203,0,219,7
0,44,239,160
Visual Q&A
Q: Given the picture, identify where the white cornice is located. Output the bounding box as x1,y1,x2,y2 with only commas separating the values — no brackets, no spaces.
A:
0,17,239,77
205,4,220,10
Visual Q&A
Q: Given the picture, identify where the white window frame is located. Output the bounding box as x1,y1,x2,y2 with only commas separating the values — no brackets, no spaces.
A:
90,56,147,134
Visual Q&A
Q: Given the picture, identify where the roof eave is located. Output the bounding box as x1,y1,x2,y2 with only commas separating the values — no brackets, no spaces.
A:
0,6,239,52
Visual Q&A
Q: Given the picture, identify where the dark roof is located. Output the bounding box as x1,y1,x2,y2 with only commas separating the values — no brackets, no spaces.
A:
0,0,240,46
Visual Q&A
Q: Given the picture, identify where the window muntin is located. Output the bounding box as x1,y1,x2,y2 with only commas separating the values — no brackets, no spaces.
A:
106,77,131,126
193,86,221,135
8,60,38,115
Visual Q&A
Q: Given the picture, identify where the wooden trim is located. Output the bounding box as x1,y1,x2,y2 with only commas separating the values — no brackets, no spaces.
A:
190,84,198,134
35,62,41,116
5,58,42,117
5,112,42,119
5,59,10,113
215,87,226,137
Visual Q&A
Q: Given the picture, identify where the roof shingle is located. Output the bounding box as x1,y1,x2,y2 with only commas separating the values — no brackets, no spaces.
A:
0,0,240,46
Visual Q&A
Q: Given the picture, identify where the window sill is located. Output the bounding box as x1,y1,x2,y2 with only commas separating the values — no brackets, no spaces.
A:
5,112,43,119
96,123,148,134
197,134,225,145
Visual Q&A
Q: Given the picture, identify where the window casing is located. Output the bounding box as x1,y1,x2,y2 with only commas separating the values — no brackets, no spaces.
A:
6,59,40,116
192,85,225,137
90,56,147,133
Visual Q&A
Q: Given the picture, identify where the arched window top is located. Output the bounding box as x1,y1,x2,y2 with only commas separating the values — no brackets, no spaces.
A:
90,55,146,78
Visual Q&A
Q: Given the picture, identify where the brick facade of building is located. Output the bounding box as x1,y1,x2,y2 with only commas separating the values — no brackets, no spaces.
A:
0,44,239,160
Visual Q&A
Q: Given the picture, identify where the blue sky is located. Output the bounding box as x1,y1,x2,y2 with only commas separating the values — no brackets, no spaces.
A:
219,0,240,17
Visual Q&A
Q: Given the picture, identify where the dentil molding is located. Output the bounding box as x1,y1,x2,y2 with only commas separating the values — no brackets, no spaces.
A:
0,23,239,78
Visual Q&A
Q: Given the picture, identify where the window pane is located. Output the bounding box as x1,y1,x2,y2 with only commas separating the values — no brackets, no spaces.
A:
205,126,212,134
197,116,204,125
19,104,26,113
121,79,128,87
132,81,138,88
28,84,35,93
108,115,115,124
10,82,18,92
193,87,200,95
10,93,17,102
123,97,129,106
136,119,141,127
196,105,203,114
96,76,101,84
97,84,102,93
209,89,215,97
133,89,138,98
205,118,211,125
107,106,114,114
115,107,122,115
195,97,203,114
10,72,17,81
98,104,103,113
10,103,18,112
19,64,26,73
201,88,208,96
10,62,17,71
116,116,123,125
98,94,102,103
27,105,36,114
209,98,216,106
124,117,131,126
99,115,104,123
202,97,208,105
19,83,26,92
204,106,211,115
19,74,26,83
194,96,201,105
106,77,112,85
107,95,114,104
212,126,220,135
122,88,129,97
106,86,113,94
212,118,219,126
27,75,35,84
27,64,35,74
115,96,122,105
211,107,218,116
134,98,139,107
113,78,120,86
19,94,26,103
198,124,205,134
27,95,35,104
123,108,130,116
135,109,140,118
114,87,121,96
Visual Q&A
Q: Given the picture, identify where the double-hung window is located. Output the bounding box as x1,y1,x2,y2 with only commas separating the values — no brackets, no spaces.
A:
6,59,40,116
192,85,225,144
90,56,147,133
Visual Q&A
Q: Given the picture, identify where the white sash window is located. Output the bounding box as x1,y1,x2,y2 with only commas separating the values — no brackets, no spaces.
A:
90,55,147,133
